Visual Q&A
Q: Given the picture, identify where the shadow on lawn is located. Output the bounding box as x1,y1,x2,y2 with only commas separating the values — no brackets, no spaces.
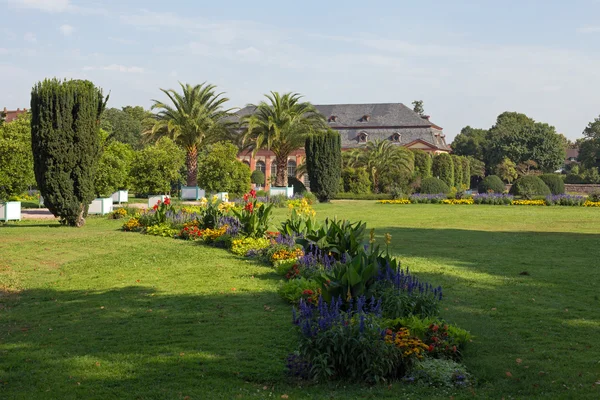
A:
0,286,296,398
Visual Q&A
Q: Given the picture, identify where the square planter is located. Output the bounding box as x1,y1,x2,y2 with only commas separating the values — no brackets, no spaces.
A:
216,192,229,202
88,198,113,215
181,186,206,201
111,190,129,204
0,201,21,221
148,195,168,209
269,186,294,198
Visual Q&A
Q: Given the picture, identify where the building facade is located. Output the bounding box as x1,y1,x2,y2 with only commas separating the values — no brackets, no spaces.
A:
1,107,28,123
236,103,450,190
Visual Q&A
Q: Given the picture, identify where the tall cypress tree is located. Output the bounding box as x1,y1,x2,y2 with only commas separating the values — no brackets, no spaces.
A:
305,129,341,202
432,153,454,188
30,79,106,227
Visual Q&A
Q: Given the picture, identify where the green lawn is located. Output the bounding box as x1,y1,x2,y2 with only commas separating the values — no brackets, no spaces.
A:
1,202,600,399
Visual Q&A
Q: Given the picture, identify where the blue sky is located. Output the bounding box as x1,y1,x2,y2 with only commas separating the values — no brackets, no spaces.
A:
2,0,600,140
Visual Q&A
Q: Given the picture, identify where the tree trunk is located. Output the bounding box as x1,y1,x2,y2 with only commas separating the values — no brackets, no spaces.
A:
186,145,198,187
275,155,288,187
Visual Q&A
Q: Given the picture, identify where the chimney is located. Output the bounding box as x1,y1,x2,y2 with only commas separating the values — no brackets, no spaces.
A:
17,108,20,112
3,107,6,113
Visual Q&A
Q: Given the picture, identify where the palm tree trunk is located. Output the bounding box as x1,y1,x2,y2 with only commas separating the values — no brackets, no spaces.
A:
275,155,288,187
186,145,198,187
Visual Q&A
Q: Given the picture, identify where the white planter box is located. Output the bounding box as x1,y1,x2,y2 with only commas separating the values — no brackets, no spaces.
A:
270,186,294,198
216,192,229,202
111,190,129,204
181,186,206,201
0,201,21,221
88,198,113,215
148,195,168,209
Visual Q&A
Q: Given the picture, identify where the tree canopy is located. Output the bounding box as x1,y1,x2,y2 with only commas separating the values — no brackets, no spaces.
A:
0,113,35,200
451,126,488,161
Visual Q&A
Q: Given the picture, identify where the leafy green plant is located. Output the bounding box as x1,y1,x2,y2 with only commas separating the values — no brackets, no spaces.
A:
539,174,565,195
278,277,321,304
410,358,472,388
297,218,366,260
230,237,270,256
589,190,600,202
145,223,178,237
432,153,454,188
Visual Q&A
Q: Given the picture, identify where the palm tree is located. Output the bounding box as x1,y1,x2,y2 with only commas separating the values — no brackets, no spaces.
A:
241,92,326,187
146,82,235,187
361,140,414,192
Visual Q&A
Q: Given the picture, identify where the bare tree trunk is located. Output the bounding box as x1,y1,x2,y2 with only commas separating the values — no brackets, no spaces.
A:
186,145,198,187
75,205,86,227
275,155,288,187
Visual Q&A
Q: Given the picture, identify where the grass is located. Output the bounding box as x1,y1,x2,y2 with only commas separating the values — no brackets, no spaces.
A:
1,202,600,399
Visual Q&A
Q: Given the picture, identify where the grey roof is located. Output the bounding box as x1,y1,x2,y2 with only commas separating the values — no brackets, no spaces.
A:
234,102,449,150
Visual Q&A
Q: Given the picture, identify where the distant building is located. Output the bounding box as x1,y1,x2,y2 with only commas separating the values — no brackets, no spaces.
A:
1,107,28,123
236,103,450,189
565,148,579,165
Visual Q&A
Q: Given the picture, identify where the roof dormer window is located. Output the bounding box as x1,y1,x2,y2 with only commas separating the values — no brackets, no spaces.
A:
328,115,339,123
360,114,370,122
358,131,368,143
391,132,401,142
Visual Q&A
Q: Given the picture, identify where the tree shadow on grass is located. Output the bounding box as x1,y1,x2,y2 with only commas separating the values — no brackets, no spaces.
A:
0,286,297,399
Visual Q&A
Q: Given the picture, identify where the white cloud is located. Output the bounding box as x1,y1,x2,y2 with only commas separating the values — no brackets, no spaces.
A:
577,25,600,33
59,24,75,36
24,32,37,43
108,37,137,45
83,64,145,73
7,0,69,12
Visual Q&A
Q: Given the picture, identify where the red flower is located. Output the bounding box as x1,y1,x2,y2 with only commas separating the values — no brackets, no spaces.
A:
452,346,457,353
432,336,438,342
428,345,434,352
249,189,256,198
152,204,158,211
243,194,249,202
164,197,171,205
244,203,254,212
432,325,439,332
302,289,314,296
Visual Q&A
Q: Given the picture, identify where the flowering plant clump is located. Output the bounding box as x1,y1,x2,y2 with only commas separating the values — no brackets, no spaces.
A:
122,217,141,232
441,198,474,205
379,199,411,204
384,327,430,360
473,193,513,205
150,197,175,224
545,194,586,206
232,190,274,238
271,248,304,263
423,323,461,361
109,208,128,219
230,237,270,256
512,199,546,206
202,226,228,243
179,225,204,240
217,215,242,237
584,200,600,207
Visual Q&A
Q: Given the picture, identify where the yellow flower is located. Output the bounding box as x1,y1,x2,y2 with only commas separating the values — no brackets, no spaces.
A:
441,199,474,205
512,200,546,206
378,199,411,204
584,201,600,207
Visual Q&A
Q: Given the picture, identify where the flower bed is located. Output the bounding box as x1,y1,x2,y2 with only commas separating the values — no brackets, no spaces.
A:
378,193,599,207
113,190,474,389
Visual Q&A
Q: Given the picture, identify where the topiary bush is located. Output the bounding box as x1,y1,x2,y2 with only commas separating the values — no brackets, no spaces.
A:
451,155,463,188
342,167,371,194
432,153,454,188
539,174,565,195
250,170,265,186
477,175,506,194
305,129,342,202
420,177,450,194
509,175,551,199
412,149,432,179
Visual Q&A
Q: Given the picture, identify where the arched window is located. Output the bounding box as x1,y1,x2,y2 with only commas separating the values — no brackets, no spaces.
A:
287,160,297,177
255,160,265,173
391,132,401,142
358,131,368,143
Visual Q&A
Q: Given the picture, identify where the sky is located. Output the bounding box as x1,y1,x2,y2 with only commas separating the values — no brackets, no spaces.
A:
2,0,600,141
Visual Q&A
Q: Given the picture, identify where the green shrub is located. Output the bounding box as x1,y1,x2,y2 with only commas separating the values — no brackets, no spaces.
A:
341,167,371,194
477,175,505,194
250,170,265,185
278,277,320,304
432,153,454,187
305,129,341,202
230,237,270,256
412,149,432,179
420,177,450,194
539,174,565,195
30,78,106,226
410,358,472,388
509,176,551,199
0,113,35,201
274,259,298,276
198,142,251,198
460,157,470,189
130,138,185,196
589,190,600,202
95,141,134,197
